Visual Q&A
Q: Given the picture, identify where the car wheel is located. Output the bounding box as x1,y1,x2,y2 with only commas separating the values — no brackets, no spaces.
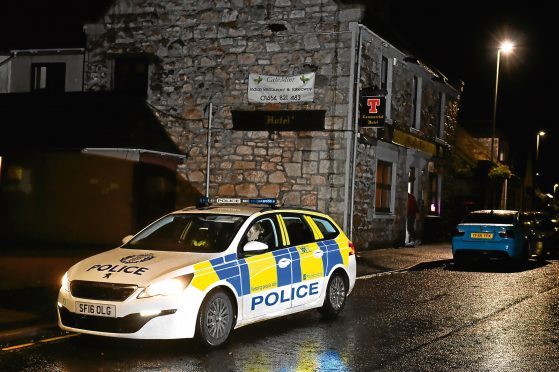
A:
319,272,347,319
196,289,234,347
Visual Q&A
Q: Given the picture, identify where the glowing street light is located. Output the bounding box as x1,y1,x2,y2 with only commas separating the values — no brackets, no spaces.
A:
536,130,546,161
491,40,514,164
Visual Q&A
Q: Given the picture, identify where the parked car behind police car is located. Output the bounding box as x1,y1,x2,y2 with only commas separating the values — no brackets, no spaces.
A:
452,209,544,264
58,198,356,347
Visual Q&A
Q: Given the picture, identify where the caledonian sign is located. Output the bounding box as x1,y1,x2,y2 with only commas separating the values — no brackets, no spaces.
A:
392,128,437,155
359,95,386,128
248,73,315,103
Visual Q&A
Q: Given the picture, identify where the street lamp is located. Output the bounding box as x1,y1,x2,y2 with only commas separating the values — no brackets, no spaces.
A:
536,130,546,161
491,41,514,164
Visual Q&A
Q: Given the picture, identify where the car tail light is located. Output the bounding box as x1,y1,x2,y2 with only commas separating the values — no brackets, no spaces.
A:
348,241,355,255
499,229,515,239
452,228,465,237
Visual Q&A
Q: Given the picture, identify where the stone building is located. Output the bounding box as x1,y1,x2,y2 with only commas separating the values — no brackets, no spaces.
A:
81,0,461,248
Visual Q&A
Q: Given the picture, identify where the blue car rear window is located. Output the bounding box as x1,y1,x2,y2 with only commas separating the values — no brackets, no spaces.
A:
461,213,515,224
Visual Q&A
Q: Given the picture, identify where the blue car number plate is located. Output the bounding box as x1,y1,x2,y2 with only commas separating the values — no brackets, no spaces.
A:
471,233,493,239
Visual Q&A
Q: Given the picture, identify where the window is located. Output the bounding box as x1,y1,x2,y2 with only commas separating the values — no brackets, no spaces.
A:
311,216,339,240
381,56,388,91
114,56,149,98
411,76,422,129
429,173,441,215
31,63,66,92
436,92,446,138
380,55,393,120
282,216,314,246
375,160,393,213
243,217,279,250
123,214,246,253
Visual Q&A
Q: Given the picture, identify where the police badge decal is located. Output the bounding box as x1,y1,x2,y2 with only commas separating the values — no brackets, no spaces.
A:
120,253,155,264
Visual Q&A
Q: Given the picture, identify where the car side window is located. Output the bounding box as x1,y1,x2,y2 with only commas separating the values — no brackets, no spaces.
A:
282,215,315,246
310,216,339,240
240,217,279,253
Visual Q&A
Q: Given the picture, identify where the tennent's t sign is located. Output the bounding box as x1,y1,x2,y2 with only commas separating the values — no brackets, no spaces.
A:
359,95,386,128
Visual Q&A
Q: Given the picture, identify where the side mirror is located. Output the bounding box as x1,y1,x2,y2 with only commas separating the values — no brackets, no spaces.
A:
121,235,134,245
243,241,268,254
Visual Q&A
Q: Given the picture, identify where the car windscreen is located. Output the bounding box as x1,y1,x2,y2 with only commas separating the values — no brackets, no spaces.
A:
123,214,246,253
461,212,516,225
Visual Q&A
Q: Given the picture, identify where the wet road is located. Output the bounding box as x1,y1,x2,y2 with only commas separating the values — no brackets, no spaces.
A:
2,260,559,371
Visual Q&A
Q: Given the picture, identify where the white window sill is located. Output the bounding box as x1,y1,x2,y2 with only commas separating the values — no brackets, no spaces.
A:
373,212,395,219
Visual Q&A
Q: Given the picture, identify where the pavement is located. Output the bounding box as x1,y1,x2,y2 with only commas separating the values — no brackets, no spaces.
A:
0,241,452,347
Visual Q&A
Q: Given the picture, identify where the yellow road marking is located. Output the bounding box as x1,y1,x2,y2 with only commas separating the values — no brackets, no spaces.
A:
2,342,35,351
39,333,80,343
1,333,79,351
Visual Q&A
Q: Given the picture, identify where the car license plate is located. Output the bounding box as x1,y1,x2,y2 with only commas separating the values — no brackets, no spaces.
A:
75,302,116,317
471,233,493,239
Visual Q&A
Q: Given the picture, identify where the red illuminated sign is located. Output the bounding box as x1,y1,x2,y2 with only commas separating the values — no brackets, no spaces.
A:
359,95,386,128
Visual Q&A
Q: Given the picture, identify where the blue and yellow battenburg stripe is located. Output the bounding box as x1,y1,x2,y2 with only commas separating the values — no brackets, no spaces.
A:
190,217,350,299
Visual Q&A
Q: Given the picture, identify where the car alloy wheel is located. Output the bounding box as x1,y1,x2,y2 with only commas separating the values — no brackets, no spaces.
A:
197,290,233,347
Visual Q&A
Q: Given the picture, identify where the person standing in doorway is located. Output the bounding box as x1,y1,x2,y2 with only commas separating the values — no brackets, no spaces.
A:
407,192,421,247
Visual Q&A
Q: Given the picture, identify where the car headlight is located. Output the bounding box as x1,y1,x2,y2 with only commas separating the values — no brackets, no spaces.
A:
61,272,70,292
138,274,193,299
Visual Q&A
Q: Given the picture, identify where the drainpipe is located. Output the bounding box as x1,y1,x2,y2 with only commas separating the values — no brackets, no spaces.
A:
348,25,363,240
343,22,363,239
205,101,213,197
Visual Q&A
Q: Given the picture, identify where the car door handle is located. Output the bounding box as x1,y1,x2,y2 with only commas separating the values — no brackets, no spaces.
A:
278,258,291,268
313,249,324,258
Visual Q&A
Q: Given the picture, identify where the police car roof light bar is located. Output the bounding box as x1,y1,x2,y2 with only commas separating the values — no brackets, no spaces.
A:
197,197,278,208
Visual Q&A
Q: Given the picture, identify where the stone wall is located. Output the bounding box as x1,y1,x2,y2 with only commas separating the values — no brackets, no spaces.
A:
84,0,364,228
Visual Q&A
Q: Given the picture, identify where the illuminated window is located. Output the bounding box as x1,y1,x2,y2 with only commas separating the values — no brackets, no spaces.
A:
375,160,393,213
429,173,441,215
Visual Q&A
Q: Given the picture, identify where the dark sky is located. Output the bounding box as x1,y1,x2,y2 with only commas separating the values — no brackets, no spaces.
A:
0,0,556,190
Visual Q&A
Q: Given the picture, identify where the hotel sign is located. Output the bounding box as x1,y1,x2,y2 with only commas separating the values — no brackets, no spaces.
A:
248,73,315,103
359,95,386,128
231,110,325,131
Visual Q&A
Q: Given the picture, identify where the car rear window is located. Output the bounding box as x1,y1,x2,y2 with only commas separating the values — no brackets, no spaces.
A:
461,212,516,225
310,216,339,240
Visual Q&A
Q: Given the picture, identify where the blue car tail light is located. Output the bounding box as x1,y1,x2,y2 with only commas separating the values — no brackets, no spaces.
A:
499,229,515,239
452,228,465,237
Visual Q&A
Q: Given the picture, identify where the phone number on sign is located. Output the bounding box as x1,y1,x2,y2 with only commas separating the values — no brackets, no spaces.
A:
259,94,302,102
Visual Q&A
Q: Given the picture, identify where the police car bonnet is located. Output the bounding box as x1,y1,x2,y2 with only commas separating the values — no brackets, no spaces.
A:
69,248,221,285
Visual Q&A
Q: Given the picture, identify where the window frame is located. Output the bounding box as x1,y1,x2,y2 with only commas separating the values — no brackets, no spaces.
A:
280,214,316,247
411,75,422,130
436,92,446,139
308,215,340,241
374,142,399,218
238,215,281,257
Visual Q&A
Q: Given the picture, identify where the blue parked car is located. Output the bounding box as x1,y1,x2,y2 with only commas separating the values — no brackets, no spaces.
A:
452,210,544,264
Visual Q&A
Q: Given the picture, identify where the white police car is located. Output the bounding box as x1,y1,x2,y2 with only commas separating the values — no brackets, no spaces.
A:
58,198,357,346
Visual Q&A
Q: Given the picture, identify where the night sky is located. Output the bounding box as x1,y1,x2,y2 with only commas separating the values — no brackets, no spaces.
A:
0,0,555,190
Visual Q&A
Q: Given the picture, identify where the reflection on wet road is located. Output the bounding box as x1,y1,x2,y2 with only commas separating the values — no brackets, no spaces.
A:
3,260,559,371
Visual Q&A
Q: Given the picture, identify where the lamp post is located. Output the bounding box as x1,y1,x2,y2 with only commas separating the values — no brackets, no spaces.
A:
536,130,546,161
491,41,514,164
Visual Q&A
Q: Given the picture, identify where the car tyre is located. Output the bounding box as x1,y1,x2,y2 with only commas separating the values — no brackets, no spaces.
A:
196,289,234,348
319,272,347,319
